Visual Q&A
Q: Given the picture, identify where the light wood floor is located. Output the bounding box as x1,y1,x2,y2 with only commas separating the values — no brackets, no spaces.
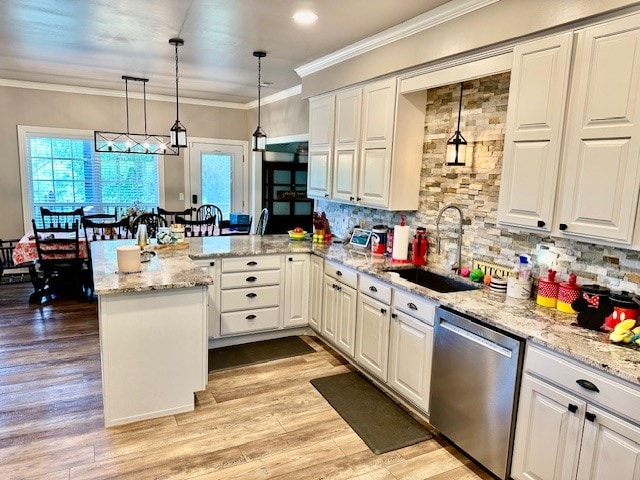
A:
0,282,492,480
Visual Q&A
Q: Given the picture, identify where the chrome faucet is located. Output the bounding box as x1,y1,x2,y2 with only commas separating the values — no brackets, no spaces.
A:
435,204,464,273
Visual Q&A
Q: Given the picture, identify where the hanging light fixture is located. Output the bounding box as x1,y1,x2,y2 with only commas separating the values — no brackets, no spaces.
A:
446,82,468,166
252,50,267,152
94,76,178,155
169,37,187,148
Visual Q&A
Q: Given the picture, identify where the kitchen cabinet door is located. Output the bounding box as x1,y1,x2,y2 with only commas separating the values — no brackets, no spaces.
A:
498,32,573,231
335,283,357,358
387,309,433,414
283,254,310,328
309,255,324,332
557,14,640,243
359,78,396,208
576,405,640,480
511,373,585,480
308,95,335,199
355,293,390,382
321,274,339,345
332,88,361,203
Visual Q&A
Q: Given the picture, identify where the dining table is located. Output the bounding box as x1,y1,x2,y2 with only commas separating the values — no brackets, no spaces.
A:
12,231,89,303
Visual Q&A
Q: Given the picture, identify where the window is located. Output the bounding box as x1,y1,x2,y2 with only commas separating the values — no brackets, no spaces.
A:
19,126,163,228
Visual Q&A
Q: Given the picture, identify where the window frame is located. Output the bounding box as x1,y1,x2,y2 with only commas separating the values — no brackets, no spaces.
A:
18,125,165,232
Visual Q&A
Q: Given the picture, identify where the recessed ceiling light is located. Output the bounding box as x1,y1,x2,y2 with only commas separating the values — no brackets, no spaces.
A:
293,10,318,25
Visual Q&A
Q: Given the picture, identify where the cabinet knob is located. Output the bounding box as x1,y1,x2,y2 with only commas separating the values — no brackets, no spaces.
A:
380,308,387,314
369,286,378,292
559,223,568,231
324,193,329,198
350,196,355,201
568,403,578,413
356,197,361,202
336,270,342,276
209,261,215,266
585,412,597,423
246,292,257,298
246,314,257,320
408,302,418,311
288,257,293,262
391,313,397,319
537,220,546,228
246,276,257,282
576,379,599,393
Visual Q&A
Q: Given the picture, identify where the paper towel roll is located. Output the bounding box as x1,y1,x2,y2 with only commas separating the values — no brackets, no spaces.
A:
117,245,141,273
392,225,410,261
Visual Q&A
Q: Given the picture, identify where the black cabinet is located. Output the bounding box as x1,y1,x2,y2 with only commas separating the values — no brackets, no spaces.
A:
262,160,313,234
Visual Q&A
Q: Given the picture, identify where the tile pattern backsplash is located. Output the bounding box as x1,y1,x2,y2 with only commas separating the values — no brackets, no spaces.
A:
316,72,640,294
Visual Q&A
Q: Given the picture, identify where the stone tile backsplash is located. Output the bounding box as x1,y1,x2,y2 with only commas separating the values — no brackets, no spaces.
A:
316,73,640,294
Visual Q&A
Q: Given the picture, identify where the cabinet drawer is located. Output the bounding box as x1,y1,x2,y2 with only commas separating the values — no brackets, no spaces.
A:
221,270,280,289
222,255,280,273
220,307,281,336
392,289,436,326
220,285,280,312
526,345,640,422
359,275,392,305
325,261,358,289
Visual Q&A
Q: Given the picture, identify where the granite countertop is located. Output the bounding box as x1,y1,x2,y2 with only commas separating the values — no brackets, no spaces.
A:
91,234,639,387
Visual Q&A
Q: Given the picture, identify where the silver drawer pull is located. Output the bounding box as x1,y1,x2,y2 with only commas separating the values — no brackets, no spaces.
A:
246,314,256,320
246,292,257,298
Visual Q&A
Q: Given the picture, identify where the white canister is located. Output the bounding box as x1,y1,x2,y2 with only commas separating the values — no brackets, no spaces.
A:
170,224,185,243
507,277,533,299
116,245,141,273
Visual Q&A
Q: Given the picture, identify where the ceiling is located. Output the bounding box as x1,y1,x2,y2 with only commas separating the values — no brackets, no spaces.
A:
0,0,456,104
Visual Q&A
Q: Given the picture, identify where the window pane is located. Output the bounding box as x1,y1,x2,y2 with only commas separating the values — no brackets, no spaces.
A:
201,153,232,216
25,131,160,224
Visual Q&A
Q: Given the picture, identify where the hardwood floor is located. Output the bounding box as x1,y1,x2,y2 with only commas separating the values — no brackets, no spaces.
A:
0,282,492,480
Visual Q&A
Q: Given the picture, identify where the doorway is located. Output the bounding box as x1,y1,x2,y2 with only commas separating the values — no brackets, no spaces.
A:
187,141,247,218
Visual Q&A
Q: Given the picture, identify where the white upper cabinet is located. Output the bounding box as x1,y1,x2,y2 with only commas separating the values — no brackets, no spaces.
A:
498,33,573,231
307,95,335,199
332,87,362,202
307,77,426,210
557,14,640,244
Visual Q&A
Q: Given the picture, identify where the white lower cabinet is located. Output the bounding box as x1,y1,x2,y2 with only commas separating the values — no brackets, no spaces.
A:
219,255,282,337
283,254,310,328
322,261,358,357
355,275,392,382
309,254,324,332
511,345,640,480
387,292,435,415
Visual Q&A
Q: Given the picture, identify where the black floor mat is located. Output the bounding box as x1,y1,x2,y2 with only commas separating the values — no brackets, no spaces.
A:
209,336,315,372
311,371,432,454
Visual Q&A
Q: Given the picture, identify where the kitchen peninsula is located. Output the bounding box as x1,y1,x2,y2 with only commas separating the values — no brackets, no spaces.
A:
91,235,639,429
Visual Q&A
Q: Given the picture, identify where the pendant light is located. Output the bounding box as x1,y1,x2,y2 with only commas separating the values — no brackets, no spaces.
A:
446,82,467,166
252,51,267,152
94,75,178,155
169,38,187,148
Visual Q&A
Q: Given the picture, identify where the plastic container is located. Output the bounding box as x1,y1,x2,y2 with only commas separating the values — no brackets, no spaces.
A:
507,278,533,299
604,291,639,330
536,270,559,308
371,225,388,256
557,274,582,314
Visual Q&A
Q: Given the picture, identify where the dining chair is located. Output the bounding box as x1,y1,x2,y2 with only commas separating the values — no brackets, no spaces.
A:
254,208,269,236
40,206,85,229
157,207,195,225
31,219,85,300
82,216,133,241
0,239,22,282
196,204,224,225
175,215,216,237
131,213,168,239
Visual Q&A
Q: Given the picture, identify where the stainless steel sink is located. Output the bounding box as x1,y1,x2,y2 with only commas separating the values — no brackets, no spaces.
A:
386,266,478,293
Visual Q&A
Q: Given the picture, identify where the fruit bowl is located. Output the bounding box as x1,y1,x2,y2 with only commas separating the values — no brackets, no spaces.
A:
288,230,307,240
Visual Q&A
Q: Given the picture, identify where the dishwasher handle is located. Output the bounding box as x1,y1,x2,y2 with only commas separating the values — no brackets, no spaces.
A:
439,319,514,358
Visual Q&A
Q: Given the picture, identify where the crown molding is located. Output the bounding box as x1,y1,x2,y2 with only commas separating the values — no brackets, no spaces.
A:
295,0,499,78
246,85,303,109
0,78,248,109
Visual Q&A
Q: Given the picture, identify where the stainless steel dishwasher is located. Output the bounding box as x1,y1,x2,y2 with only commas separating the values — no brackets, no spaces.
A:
430,306,524,480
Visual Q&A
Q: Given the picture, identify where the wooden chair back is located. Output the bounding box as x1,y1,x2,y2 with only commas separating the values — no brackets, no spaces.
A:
157,207,195,225
40,207,85,229
175,216,216,237
131,213,168,239
82,216,133,242
255,208,269,235
196,204,224,225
